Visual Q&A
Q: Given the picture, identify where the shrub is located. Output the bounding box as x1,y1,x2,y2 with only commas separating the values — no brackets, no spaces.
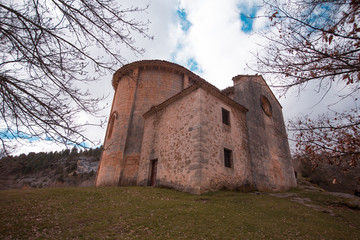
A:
57,174,64,183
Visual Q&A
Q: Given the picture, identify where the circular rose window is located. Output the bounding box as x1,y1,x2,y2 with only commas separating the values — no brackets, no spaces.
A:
260,95,272,117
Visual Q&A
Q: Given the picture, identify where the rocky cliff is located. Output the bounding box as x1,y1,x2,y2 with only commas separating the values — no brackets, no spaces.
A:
0,148,101,190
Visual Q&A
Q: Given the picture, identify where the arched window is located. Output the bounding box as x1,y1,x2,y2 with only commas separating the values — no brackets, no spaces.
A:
107,111,118,139
260,95,272,117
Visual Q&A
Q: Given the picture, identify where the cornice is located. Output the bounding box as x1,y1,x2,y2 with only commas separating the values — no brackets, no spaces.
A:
112,60,217,91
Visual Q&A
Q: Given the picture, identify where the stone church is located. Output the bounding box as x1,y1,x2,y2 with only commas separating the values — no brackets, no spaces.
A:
95,60,296,194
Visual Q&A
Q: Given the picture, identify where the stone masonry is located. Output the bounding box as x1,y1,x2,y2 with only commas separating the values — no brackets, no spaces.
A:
96,60,297,194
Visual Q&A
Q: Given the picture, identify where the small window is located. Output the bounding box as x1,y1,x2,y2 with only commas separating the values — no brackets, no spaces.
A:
224,148,233,168
107,112,118,139
222,108,230,126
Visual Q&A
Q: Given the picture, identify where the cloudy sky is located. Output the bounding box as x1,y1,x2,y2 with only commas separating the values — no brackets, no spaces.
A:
5,0,354,155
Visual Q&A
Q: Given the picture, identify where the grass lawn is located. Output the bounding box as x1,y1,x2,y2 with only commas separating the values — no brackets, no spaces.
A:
0,186,359,239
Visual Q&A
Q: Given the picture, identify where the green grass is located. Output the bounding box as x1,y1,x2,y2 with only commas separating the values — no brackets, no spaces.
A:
1,187,359,239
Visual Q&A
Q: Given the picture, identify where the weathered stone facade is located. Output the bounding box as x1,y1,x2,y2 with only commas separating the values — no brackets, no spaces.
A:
96,60,297,193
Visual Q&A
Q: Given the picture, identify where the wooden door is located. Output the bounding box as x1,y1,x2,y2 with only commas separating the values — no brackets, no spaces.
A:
150,159,158,186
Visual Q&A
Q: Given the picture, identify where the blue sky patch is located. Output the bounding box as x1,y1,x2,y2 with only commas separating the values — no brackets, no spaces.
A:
0,129,92,148
187,58,202,73
0,129,40,143
237,4,258,33
306,3,333,31
177,8,192,32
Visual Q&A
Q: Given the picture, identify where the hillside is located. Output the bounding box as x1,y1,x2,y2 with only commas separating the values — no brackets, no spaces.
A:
0,147,101,190
0,183,359,239
295,157,360,195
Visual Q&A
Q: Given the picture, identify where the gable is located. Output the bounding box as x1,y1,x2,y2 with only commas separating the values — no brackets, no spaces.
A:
144,83,248,119
232,75,282,109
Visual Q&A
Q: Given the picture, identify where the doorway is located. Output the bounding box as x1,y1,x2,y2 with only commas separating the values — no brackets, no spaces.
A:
149,159,158,186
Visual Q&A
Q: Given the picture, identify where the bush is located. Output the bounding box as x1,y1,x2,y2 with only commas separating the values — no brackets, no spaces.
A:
57,174,64,183
55,166,64,175
300,158,312,178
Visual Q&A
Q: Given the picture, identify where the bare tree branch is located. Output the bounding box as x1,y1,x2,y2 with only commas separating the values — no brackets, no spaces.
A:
0,0,152,155
255,0,360,169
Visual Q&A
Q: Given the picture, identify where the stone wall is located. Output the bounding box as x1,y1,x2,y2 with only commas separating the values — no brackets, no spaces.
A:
96,60,296,193
232,75,296,191
120,68,184,185
96,65,186,186
96,74,137,186
138,85,253,194
138,86,202,193
198,88,253,192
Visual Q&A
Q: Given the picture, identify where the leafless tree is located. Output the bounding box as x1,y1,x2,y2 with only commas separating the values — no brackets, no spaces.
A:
288,110,360,169
0,0,152,155
258,0,359,90
256,0,360,168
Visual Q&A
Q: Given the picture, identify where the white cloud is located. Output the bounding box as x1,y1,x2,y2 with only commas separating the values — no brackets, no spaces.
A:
3,0,278,155
170,0,267,89
6,0,355,156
